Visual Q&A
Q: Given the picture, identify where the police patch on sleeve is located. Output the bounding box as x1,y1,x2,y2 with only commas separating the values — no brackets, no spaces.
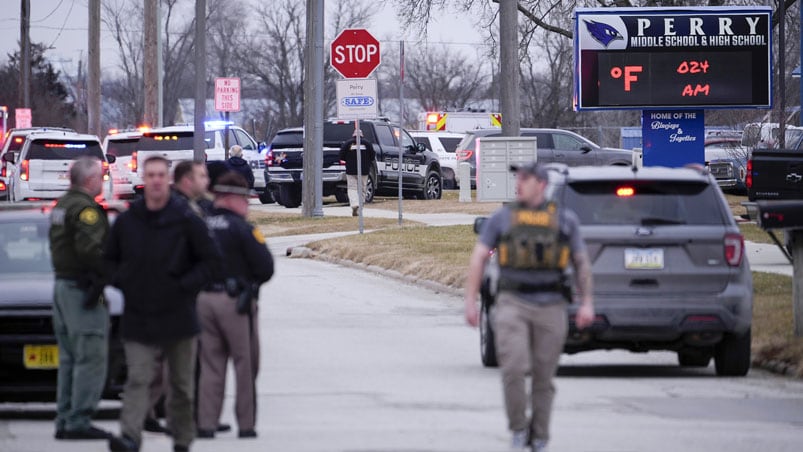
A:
252,227,266,245
78,207,100,225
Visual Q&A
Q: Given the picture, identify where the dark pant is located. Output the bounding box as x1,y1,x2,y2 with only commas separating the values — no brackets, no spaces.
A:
52,279,109,432
119,337,197,448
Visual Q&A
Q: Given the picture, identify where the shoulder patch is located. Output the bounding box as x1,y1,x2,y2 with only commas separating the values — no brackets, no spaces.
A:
78,207,100,225
252,227,266,245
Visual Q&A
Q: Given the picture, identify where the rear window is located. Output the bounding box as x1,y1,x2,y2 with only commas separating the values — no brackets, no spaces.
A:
106,138,139,157
269,131,303,149
139,131,213,151
563,180,727,226
0,220,52,275
323,122,377,147
440,137,461,153
26,140,104,160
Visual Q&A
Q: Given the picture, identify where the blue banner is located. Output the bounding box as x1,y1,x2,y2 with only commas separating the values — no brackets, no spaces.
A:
642,110,704,167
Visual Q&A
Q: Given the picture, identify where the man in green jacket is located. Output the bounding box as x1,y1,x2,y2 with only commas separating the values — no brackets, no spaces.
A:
49,156,111,440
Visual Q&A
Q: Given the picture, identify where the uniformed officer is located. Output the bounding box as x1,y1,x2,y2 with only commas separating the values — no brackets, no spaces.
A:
174,160,214,216
49,156,112,440
196,171,274,439
464,162,595,452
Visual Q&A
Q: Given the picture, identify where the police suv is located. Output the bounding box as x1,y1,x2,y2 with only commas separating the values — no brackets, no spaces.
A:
265,119,443,208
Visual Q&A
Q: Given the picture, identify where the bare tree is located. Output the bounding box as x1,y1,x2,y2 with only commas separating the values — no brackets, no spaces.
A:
402,45,488,111
101,0,145,128
161,0,198,124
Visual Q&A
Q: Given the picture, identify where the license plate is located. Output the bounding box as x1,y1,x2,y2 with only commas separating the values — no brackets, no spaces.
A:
624,248,664,270
23,344,59,369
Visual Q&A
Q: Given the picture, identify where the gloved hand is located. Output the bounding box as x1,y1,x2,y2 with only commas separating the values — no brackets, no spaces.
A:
83,275,105,309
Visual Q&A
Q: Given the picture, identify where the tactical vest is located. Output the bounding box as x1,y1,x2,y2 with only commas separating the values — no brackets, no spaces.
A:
497,202,570,293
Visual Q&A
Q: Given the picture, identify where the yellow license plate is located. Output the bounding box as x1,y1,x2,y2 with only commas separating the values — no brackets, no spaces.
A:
23,344,59,369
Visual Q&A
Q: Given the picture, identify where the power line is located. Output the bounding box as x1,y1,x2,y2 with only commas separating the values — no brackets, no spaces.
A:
46,0,76,49
32,0,66,23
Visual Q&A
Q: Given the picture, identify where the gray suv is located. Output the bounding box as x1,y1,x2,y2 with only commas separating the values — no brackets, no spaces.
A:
476,164,752,376
456,128,633,188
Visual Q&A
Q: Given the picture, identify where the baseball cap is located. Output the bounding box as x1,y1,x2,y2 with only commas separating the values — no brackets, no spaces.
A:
212,171,253,196
509,161,548,180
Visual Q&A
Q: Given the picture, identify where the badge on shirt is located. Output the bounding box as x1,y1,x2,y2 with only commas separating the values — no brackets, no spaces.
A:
252,227,266,245
78,207,100,225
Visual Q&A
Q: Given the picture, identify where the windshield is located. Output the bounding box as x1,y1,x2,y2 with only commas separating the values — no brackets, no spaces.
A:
0,220,52,275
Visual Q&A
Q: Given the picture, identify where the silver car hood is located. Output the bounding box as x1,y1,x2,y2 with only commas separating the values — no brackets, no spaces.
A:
0,274,54,308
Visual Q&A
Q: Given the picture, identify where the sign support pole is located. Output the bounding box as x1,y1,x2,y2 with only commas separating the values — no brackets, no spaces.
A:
355,120,364,234
398,40,404,226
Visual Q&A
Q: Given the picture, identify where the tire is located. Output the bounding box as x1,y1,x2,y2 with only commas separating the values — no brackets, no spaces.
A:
364,171,375,204
714,329,751,376
677,348,712,367
418,170,442,200
278,184,302,208
334,188,349,204
258,190,274,204
479,294,498,368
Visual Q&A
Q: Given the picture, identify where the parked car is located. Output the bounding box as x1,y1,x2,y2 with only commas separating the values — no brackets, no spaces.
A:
1,127,77,201
0,207,126,401
3,131,114,202
705,137,748,194
409,130,464,189
455,128,633,188
475,164,752,376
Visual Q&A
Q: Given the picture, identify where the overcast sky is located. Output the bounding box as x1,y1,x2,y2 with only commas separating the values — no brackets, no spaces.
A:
0,0,485,76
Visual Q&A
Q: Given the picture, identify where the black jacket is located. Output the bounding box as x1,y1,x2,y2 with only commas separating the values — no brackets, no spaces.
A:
226,156,255,189
105,194,221,344
206,207,274,285
339,139,376,175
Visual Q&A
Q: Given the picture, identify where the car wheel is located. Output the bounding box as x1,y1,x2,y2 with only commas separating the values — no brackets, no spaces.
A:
258,190,274,204
279,184,302,208
335,188,349,204
364,171,375,204
480,293,498,368
714,328,751,376
677,348,712,367
418,171,442,200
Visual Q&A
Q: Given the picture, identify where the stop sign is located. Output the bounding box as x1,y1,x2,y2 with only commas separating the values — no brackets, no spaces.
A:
330,29,381,79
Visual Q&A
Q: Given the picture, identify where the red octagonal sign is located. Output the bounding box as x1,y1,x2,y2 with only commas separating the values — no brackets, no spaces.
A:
330,28,381,79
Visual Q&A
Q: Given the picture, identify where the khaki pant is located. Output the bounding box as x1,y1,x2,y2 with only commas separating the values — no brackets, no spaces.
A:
119,337,197,448
197,291,260,432
492,292,567,441
346,174,368,208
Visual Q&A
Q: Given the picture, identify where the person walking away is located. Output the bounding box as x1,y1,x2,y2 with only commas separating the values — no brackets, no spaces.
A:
49,156,112,441
197,172,274,439
105,156,220,452
338,132,375,216
463,162,595,452
225,145,255,190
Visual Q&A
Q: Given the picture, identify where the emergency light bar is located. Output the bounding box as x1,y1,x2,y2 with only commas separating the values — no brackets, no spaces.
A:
44,143,87,148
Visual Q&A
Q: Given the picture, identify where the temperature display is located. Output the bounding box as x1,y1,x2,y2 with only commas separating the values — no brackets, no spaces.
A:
579,50,769,109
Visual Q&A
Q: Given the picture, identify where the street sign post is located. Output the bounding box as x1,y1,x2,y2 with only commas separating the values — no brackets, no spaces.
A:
330,29,381,79
214,77,240,157
336,79,378,119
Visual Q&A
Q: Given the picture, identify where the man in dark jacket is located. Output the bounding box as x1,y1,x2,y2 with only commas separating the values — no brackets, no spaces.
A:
225,145,255,189
339,133,376,216
106,156,220,452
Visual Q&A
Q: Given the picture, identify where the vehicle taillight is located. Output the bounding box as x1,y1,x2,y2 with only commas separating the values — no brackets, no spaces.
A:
265,150,274,167
20,159,29,181
456,149,473,161
129,151,138,172
724,233,744,267
102,160,111,181
0,162,5,178
745,159,752,188
0,180,5,191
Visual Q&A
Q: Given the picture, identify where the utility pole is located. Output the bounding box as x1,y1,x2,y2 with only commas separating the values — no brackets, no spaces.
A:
499,0,520,137
302,0,324,217
19,0,31,109
193,0,207,161
144,0,158,127
87,0,101,137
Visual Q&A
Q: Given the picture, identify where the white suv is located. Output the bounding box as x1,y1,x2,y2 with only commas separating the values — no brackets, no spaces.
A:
409,130,464,189
103,128,144,199
3,131,114,202
125,122,266,198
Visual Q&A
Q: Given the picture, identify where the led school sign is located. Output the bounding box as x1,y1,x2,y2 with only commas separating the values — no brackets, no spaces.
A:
574,6,772,110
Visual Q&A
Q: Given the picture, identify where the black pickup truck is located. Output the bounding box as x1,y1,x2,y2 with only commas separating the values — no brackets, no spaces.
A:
265,119,443,208
747,146,803,204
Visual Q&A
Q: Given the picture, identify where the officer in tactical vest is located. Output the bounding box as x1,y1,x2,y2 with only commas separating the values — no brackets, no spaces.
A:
197,172,274,439
49,156,112,440
464,162,595,452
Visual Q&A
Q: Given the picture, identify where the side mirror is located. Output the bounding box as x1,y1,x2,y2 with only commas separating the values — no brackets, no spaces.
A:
473,216,487,234
580,146,592,154
2,152,15,164
106,154,117,164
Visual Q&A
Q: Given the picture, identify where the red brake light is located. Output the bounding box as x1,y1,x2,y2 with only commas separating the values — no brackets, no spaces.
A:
129,151,138,172
265,150,274,167
0,180,6,191
1,162,5,178
456,149,473,161
20,159,29,181
102,160,110,181
724,233,744,267
616,186,635,197
745,159,752,188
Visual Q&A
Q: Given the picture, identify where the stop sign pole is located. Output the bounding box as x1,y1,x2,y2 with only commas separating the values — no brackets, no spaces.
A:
331,29,381,233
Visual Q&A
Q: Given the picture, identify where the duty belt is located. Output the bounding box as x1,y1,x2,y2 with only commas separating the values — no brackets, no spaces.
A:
498,279,563,294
